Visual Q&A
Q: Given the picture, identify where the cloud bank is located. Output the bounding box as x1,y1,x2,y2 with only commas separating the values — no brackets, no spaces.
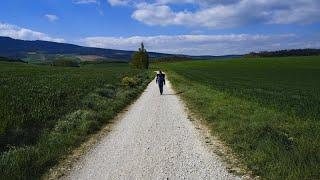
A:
0,23,65,43
82,33,320,55
108,0,320,28
1,22,318,55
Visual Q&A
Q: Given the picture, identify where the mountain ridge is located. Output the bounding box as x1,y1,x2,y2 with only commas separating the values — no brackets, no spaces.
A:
0,36,235,62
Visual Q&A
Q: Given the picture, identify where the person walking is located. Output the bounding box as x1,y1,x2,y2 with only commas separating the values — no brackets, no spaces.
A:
156,70,166,95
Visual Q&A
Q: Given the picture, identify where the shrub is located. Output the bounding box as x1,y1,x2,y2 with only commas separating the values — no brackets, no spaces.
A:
121,76,140,87
95,84,116,98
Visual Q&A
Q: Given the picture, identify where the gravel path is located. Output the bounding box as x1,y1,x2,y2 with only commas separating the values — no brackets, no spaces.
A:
65,78,240,180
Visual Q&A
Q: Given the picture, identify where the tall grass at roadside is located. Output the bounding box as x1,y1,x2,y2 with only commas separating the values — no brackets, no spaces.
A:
0,62,152,179
155,56,320,179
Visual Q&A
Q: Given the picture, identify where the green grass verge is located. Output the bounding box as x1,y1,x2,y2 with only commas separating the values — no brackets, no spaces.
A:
0,62,152,179
154,56,320,179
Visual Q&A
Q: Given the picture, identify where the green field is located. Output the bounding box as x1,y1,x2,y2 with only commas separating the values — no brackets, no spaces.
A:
0,61,151,179
155,56,320,179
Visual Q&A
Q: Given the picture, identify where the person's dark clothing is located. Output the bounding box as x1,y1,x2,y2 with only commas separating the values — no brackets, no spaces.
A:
156,73,165,95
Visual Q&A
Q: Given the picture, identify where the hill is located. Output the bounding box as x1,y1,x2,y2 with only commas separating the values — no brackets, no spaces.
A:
0,36,222,62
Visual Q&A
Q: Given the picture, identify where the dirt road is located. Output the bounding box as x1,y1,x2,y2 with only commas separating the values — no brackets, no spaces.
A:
65,78,240,179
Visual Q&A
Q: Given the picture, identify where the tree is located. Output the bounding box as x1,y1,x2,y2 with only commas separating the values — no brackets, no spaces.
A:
131,42,149,69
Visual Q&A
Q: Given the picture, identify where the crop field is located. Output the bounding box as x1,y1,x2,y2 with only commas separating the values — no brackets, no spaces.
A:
0,61,151,179
155,56,320,179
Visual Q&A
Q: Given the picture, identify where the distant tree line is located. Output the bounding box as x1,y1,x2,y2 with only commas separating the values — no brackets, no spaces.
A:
245,48,320,57
0,56,26,63
154,56,194,63
52,57,80,67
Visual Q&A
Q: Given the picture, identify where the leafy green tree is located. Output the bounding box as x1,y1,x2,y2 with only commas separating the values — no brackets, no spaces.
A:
131,42,149,69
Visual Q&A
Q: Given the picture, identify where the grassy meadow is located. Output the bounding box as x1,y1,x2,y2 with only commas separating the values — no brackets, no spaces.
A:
155,56,320,179
0,61,152,179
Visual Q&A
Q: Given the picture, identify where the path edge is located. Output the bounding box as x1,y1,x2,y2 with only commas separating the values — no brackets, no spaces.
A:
167,77,257,180
42,81,154,180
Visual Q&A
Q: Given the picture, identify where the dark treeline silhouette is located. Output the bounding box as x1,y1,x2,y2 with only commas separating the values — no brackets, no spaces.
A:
52,58,80,67
155,56,194,63
246,48,320,57
0,56,26,63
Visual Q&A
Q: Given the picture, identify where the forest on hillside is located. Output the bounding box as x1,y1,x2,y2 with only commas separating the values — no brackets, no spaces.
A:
246,48,320,57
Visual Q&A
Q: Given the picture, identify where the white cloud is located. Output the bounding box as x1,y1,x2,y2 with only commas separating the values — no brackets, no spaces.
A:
45,14,59,22
81,33,320,55
108,0,129,6
73,0,103,16
131,0,320,28
73,0,98,4
0,23,65,43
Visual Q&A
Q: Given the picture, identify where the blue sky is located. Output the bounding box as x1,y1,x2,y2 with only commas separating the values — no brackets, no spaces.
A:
0,0,319,55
